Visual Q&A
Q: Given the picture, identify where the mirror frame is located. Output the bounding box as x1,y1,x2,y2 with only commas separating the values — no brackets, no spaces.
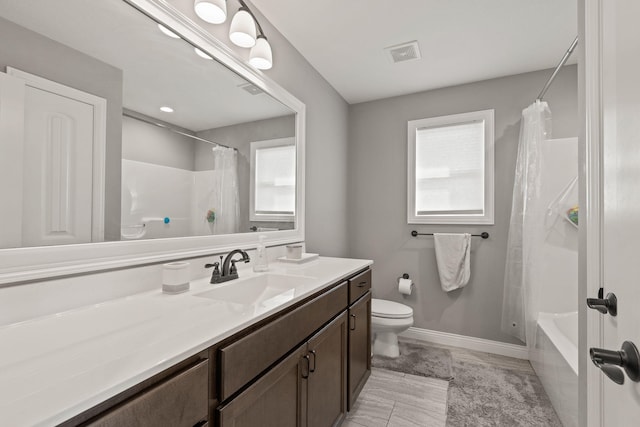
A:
0,0,306,285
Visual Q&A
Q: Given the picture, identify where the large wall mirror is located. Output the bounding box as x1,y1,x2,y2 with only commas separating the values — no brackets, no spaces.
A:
0,0,305,283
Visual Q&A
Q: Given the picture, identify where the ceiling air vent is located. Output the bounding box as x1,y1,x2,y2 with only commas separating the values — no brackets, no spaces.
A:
385,40,422,63
238,82,263,95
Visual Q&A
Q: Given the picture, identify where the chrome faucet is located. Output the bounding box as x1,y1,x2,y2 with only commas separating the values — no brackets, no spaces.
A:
205,249,251,284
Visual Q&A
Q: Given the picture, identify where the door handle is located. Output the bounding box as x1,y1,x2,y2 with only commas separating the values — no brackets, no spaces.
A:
590,341,640,385
586,292,617,316
350,314,356,331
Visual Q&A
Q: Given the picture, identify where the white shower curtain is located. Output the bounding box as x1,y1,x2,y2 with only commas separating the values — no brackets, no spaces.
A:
210,146,240,235
501,100,552,345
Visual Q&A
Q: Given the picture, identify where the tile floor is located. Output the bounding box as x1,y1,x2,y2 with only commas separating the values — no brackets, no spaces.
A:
343,367,449,427
345,340,556,427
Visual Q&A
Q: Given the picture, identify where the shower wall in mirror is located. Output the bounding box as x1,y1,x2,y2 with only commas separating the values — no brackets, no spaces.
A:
0,0,297,249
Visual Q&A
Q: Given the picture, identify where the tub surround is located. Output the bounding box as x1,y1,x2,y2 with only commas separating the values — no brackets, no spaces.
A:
0,256,371,426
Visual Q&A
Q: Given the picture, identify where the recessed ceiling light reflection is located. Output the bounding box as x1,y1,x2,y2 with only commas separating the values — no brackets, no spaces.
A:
158,24,180,39
160,106,174,113
194,47,213,60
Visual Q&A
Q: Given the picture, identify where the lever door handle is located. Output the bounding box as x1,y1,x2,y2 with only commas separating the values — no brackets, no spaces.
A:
586,292,617,316
590,341,640,384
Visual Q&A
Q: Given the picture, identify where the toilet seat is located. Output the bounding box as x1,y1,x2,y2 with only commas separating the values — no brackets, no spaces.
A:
372,299,413,319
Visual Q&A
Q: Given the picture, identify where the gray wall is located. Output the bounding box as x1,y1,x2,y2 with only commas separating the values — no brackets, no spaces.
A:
347,65,578,344
196,115,295,233
122,116,196,171
170,0,351,257
0,17,124,242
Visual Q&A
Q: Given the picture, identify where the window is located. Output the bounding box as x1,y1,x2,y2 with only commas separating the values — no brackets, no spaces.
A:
408,109,494,224
250,138,296,222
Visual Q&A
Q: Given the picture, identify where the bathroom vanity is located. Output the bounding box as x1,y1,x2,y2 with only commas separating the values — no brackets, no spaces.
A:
0,258,371,426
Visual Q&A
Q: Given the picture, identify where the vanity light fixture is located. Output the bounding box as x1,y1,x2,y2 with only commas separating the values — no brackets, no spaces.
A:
229,7,256,48
194,47,213,60
160,106,174,113
194,0,227,24
158,24,180,39
249,35,272,70
193,0,273,70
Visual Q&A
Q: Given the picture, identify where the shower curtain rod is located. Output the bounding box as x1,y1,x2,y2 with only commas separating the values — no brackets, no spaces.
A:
122,110,236,151
537,36,578,101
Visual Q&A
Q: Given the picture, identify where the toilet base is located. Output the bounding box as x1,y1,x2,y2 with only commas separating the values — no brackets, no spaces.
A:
373,331,401,358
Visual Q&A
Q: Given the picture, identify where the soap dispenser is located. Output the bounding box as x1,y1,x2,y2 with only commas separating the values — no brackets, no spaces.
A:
253,235,269,272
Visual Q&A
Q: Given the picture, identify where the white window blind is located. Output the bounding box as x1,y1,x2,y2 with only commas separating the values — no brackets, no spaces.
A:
415,121,484,215
250,138,296,221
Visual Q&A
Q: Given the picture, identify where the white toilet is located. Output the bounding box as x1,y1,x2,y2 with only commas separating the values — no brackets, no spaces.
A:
371,298,414,358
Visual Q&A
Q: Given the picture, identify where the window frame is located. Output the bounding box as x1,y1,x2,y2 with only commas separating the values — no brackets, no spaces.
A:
250,137,296,222
407,109,494,225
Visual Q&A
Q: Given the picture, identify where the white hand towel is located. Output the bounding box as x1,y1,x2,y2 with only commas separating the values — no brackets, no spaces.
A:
434,233,471,292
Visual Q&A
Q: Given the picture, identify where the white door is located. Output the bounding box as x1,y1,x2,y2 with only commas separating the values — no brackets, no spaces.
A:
5,68,106,246
588,0,640,424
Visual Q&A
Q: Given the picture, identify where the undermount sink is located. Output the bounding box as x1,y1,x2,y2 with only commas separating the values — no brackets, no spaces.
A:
194,273,317,307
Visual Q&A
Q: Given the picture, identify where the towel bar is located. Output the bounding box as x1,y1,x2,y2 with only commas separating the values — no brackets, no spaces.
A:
411,231,489,239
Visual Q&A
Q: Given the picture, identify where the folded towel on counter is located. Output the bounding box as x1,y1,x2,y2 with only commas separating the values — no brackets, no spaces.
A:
434,233,471,292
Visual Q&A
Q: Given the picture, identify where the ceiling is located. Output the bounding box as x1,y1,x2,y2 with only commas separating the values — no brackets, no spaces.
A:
0,0,292,131
251,0,578,104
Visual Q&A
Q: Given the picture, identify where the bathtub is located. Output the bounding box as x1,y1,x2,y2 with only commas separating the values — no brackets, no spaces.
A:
530,312,578,427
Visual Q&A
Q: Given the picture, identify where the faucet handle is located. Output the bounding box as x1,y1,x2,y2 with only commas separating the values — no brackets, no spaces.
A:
230,259,239,275
205,262,221,283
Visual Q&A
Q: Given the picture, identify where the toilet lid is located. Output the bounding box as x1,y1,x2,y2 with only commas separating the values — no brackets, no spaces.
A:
371,299,413,319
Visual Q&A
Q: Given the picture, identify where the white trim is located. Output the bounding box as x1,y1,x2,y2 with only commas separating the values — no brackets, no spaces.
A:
407,109,495,225
0,0,306,285
6,67,107,243
583,0,604,425
400,327,529,360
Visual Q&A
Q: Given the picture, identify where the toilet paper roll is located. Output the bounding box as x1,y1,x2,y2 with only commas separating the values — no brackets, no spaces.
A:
398,278,414,295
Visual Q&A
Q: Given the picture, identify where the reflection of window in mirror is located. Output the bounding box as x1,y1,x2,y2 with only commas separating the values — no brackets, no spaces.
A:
250,138,296,222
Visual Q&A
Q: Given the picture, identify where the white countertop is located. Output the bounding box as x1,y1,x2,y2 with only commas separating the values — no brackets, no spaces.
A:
0,256,372,427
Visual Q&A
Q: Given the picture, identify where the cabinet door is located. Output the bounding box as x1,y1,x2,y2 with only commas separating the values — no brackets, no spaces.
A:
348,292,371,410
306,312,348,427
217,345,307,427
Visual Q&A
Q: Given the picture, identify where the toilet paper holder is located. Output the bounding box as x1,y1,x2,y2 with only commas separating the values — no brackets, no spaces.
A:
397,273,410,282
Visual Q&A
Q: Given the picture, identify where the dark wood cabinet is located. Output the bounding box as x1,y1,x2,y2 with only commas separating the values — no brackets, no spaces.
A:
64,268,372,427
86,360,209,427
348,270,371,305
217,345,307,427
218,312,348,427
347,291,371,410
218,282,348,400
306,312,348,427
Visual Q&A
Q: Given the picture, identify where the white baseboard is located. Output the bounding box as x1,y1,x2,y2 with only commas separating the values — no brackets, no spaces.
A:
399,327,529,360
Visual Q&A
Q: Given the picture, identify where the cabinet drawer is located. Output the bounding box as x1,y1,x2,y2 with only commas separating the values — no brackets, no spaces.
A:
348,269,371,305
87,360,208,427
219,281,348,400
217,345,306,427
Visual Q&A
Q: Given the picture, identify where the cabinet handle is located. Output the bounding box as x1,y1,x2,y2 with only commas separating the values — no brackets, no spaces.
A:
350,314,357,331
357,281,367,288
309,350,317,373
301,354,310,379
